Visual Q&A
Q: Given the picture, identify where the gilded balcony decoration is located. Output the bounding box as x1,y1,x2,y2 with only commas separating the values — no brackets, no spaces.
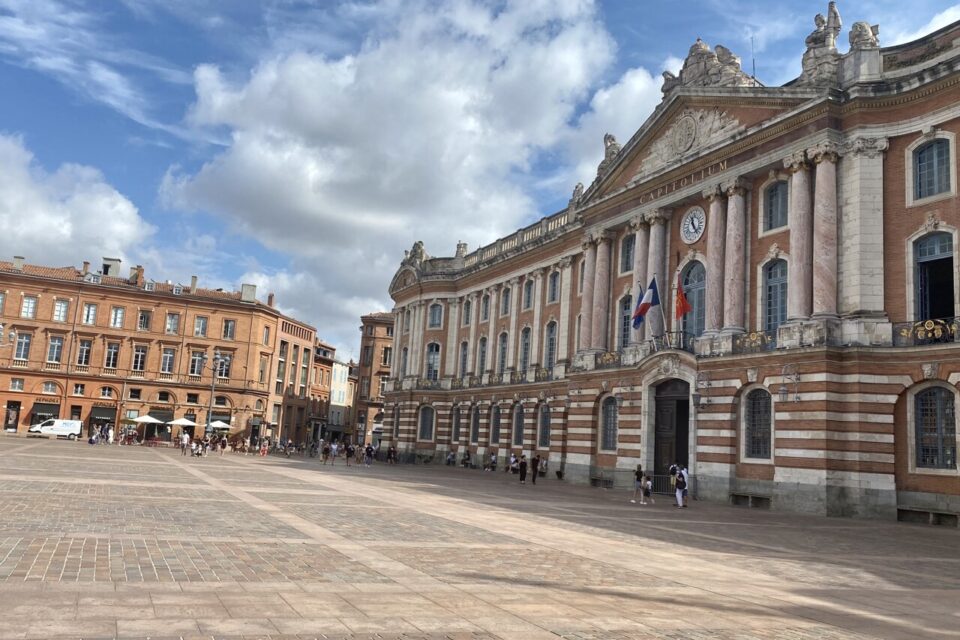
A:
893,318,959,346
732,330,777,354
595,351,622,369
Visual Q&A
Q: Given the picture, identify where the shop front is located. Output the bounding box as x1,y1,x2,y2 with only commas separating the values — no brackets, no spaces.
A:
88,405,117,438
146,409,174,442
4,401,21,432
31,402,60,426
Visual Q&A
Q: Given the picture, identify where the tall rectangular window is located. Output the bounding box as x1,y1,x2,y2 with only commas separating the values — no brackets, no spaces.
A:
381,346,392,366
222,319,236,339
547,272,559,303
0,292,5,315
77,340,92,366
14,333,31,360
165,313,180,334
189,351,204,376
82,303,97,325
194,316,208,337
20,295,37,319
104,343,120,369
110,306,125,328
216,357,231,379
46,336,63,363
132,346,147,371
161,348,175,373
53,299,68,322
137,310,151,331
259,355,268,383
262,325,270,345
362,345,372,365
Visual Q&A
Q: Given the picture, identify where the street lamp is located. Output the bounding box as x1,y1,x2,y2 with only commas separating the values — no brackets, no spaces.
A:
203,349,232,434
778,363,800,403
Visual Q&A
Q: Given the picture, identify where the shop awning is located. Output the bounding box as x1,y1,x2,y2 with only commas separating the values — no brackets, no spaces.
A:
32,402,60,416
90,407,117,420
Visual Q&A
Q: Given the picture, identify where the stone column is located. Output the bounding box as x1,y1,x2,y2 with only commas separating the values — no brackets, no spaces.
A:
556,257,573,363
443,298,459,376
629,216,650,344
390,309,401,373
529,269,544,368
505,278,520,370
466,293,478,375
645,210,670,337
721,180,748,333
408,302,422,376
809,142,840,319
486,286,500,373
590,231,613,350
578,238,596,351
785,151,813,321
703,186,726,335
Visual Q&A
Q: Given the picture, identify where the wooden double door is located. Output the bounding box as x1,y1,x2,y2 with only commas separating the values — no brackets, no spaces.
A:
654,379,690,474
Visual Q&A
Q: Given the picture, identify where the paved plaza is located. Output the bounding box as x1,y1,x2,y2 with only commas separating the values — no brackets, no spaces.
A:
0,438,956,640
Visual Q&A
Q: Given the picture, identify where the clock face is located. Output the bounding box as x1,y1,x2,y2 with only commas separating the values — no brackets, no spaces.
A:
681,206,706,244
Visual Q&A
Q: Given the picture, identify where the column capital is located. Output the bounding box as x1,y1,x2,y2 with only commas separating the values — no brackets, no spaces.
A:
782,150,809,173
446,297,459,307
591,229,614,246
644,208,671,225
721,177,750,196
841,136,889,159
628,214,649,230
556,255,573,270
807,141,842,164
701,184,722,201
507,277,521,286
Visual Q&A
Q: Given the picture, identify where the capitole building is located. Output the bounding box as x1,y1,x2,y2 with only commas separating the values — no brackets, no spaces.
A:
384,4,960,521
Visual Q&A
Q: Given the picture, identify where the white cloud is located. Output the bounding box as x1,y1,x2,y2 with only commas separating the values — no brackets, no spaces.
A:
887,5,960,45
162,0,664,355
0,133,153,267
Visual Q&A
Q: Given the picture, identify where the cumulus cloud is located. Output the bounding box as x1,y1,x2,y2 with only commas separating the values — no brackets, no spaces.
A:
0,133,154,267
887,5,960,45
162,0,668,356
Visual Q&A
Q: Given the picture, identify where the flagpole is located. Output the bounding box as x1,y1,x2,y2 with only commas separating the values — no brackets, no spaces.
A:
657,273,669,340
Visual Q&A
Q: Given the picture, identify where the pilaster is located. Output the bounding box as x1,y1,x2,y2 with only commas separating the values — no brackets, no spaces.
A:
443,298,459,377
590,231,613,350
556,256,573,371
784,151,813,322
578,238,597,351
629,215,650,344
721,177,749,334
703,185,726,336
644,209,670,338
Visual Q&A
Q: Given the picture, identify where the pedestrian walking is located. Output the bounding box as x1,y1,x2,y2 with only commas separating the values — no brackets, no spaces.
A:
674,468,687,507
364,443,374,466
345,444,354,466
631,464,643,503
330,442,339,465
642,475,654,505
518,455,528,484
180,432,190,456
508,452,518,474
531,454,540,484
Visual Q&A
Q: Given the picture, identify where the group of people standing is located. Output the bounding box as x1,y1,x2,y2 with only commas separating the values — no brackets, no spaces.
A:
179,432,228,458
630,462,690,507
317,441,388,467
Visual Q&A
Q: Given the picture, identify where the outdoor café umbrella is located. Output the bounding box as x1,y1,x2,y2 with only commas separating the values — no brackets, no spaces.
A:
208,420,231,430
167,417,197,427
133,415,164,424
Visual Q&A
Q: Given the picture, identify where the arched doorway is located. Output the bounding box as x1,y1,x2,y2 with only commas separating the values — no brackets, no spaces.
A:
654,379,690,474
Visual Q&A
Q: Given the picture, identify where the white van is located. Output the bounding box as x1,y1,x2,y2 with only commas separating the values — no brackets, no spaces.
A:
28,419,82,440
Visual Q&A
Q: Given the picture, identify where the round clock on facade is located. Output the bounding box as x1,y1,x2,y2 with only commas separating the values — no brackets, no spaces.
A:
681,206,706,244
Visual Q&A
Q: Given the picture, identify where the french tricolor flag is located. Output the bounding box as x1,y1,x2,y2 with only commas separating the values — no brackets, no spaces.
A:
632,277,660,328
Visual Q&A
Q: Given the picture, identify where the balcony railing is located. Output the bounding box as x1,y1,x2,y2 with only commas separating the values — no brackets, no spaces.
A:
11,359,27,369
509,371,526,384
43,362,62,371
416,377,441,390
649,331,695,354
595,351,622,369
535,367,553,382
893,318,960,346
74,364,90,374
732,330,778,354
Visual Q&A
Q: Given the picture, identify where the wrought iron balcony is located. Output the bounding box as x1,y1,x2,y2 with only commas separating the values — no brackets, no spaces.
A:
509,371,526,384
732,330,778,354
534,367,553,382
595,351,622,369
893,318,959,346
415,377,441,390
649,331,696,354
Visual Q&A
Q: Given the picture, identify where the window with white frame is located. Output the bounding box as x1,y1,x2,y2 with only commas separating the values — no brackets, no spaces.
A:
500,288,511,316
523,280,534,309
100,386,113,398
137,310,151,331
915,138,951,200
681,261,706,337
104,343,119,369
463,299,471,326
619,295,632,351
620,234,635,273
764,180,789,231
764,260,788,337
0,292,5,315
428,303,442,328
73,383,85,396
914,232,954,321
161,348,175,373
481,295,490,321
470,406,480,443
600,397,618,451
425,343,440,381
9,378,24,391
418,405,435,441
914,386,956,469
458,342,468,379
165,313,180,334
132,346,147,371
222,319,236,339
42,381,57,394
547,272,559,303
20,295,37,319
46,336,63,363
497,332,508,375
544,321,557,370
110,306,125,328
82,303,97,325
744,388,772,459
477,337,487,374
194,316,208,337
77,340,91,366
14,333,31,360
189,351,204,376
519,327,531,371
52,299,68,322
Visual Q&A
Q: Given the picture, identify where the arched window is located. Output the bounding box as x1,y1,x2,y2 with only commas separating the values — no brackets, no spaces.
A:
547,272,560,303
764,180,788,230
744,389,772,459
477,337,487,374
601,397,618,451
914,232,954,320
400,347,408,377
501,288,511,315
470,406,480,443
425,343,440,381
255,399,264,411
481,294,490,320
915,387,956,469
523,280,534,309
490,405,501,444
619,295,632,351
681,261,706,337
428,303,443,328
451,406,461,442
392,405,400,438
462,300,471,326
497,332,508,375
544,321,557,370
519,327,531,371
915,139,951,200
418,405,434,441
458,342,468,379
764,260,788,336
620,234,635,273
512,404,524,446
538,404,551,448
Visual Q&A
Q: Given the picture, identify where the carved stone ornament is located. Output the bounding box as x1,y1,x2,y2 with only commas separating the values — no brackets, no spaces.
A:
658,354,680,375
849,21,879,49
783,150,808,172
640,109,742,179
841,136,889,158
747,367,758,383
601,380,609,392
596,133,622,178
798,2,842,87
569,182,584,209
766,243,783,260
807,141,841,164
922,362,940,380
660,39,755,95
923,211,942,232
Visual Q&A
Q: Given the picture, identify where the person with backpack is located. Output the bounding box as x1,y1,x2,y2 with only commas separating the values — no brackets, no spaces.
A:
674,467,687,507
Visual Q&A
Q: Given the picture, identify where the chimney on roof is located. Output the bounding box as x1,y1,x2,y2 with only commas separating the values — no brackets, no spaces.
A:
12,256,24,271
101,257,121,277
134,265,144,287
267,292,275,307
190,275,198,291
82,261,90,275
240,283,257,302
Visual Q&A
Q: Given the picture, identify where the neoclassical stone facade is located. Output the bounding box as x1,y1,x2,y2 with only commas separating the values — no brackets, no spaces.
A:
384,5,960,521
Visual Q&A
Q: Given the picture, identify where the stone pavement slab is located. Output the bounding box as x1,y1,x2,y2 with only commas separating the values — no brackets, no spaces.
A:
0,438,956,639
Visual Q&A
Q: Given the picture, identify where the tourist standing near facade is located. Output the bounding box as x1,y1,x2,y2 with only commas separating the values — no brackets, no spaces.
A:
631,464,644,503
519,455,528,484
531,454,541,484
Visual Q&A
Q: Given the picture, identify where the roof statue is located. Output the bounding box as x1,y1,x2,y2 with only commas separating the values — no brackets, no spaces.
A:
660,38,754,95
568,182,584,210
403,240,427,267
849,21,879,49
596,134,622,178
799,1,842,86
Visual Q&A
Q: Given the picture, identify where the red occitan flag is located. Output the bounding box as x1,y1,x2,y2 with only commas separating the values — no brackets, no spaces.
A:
675,273,693,320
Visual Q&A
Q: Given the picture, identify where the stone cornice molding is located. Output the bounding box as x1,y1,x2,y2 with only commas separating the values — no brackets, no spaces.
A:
721,177,750,196
807,141,841,164
782,150,809,172
841,136,889,159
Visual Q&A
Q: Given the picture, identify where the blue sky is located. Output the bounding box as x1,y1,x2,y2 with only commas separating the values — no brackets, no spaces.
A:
1,0,958,358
